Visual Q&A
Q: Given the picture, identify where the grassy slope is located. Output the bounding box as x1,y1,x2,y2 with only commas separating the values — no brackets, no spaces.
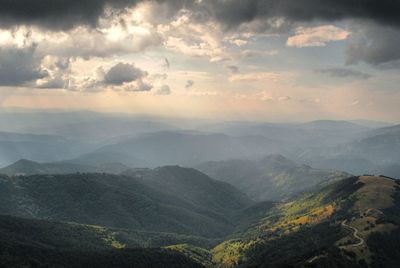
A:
205,176,400,267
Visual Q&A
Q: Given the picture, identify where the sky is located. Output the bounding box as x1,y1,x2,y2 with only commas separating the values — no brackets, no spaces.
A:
0,0,400,122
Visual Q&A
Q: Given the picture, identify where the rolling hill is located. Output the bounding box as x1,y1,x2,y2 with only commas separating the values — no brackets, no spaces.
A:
0,167,252,238
199,120,371,148
197,155,349,201
295,124,400,177
0,159,130,176
90,131,282,167
0,215,205,268
0,111,178,143
178,175,400,267
122,166,252,215
0,131,93,168
1,171,400,267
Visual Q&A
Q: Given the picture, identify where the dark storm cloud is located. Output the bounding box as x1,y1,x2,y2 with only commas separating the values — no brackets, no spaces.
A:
102,62,153,92
1,0,400,30
199,0,400,29
346,22,400,67
0,0,141,30
104,62,147,85
316,68,372,80
0,45,47,86
2,0,400,68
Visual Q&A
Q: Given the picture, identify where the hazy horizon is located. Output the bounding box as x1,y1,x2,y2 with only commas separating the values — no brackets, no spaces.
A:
0,107,398,126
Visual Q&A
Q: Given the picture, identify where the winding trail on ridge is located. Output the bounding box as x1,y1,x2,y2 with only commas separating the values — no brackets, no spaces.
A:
340,220,364,248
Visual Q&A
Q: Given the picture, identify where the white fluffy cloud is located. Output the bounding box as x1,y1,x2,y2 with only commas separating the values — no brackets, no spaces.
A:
287,25,350,47
36,56,72,89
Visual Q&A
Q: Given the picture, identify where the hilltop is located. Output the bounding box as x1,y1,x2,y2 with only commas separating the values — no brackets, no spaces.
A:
0,159,129,176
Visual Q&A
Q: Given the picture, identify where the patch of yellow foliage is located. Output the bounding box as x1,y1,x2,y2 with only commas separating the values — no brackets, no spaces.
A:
271,204,335,232
212,239,261,267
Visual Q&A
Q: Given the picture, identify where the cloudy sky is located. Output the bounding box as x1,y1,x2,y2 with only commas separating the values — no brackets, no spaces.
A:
0,0,399,122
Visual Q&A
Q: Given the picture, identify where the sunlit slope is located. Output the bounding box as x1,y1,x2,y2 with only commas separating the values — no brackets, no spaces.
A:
208,176,400,267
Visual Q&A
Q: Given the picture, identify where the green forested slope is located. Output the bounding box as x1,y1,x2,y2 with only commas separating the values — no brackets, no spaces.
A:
0,167,251,238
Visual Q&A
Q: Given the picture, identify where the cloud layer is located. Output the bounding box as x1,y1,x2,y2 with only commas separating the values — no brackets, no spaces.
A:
0,0,141,30
2,0,400,31
0,0,399,122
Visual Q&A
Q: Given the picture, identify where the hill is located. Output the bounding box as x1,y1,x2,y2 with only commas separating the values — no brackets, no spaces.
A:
0,111,178,143
206,175,400,267
66,150,148,170
197,155,349,201
0,215,204,268
2,172,400,267
122,166,252,214
199,120,370,148
0,214,217,250
0,131,93,168
0,159,130,176
90,131,282,167
0,167,252,238
295,124,400,176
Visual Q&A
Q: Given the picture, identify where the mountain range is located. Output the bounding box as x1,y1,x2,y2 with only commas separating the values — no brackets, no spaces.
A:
1,114,399,177
0,166,252,238
197,154,349,201
1,167,399,267
0,113,400,267
295,124,400,178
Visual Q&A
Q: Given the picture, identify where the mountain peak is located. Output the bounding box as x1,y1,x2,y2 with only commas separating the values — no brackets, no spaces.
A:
0,159,42,176
260,154,292,164
14,159,40,165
